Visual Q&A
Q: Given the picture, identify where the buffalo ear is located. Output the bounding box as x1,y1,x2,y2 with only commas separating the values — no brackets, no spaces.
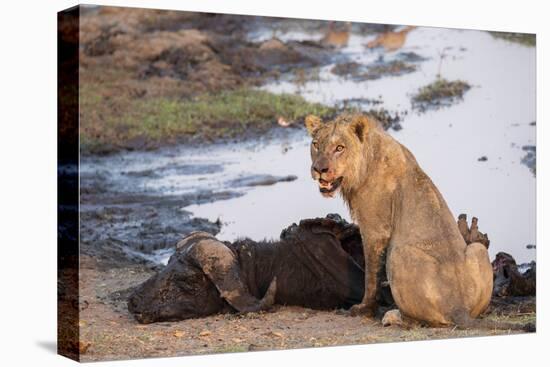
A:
350,116,367,142
305,115,322,136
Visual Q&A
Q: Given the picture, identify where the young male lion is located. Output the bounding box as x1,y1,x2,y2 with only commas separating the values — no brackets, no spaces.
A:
304,113,494,327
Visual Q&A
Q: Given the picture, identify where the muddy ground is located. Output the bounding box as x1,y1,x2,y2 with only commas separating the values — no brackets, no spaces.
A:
77,253,535,362
77,7,427,155
78,7,340,154
72,7,537,362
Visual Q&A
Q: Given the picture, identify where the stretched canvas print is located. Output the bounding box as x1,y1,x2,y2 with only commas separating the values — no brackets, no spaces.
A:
58,4,537,362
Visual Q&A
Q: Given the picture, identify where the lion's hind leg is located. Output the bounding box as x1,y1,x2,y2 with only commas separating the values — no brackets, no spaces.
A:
387,244,455,326
463,242,493,317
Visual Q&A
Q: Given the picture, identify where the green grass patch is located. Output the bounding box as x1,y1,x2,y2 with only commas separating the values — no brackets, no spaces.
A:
412,78,471,104
80,88,336,154
489,31,536,47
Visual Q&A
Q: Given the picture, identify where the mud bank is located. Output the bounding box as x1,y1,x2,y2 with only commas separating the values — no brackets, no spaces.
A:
78,9,437,156
79,8,349,155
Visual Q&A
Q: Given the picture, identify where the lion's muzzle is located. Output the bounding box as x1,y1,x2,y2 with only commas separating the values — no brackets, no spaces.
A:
318,176,343,197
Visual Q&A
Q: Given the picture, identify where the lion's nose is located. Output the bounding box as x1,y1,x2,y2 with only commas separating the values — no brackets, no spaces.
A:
313,161,329,174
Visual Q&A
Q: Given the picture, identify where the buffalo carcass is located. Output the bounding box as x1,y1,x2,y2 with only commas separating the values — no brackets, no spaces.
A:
492,252,536,297
127,215,390,323
128,213,517,324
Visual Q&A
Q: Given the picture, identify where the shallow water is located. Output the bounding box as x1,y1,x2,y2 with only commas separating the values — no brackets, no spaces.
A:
189,26,536,263
184,130,351,241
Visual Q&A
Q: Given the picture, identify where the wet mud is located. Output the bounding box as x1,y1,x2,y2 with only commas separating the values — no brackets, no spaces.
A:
79,161,233,268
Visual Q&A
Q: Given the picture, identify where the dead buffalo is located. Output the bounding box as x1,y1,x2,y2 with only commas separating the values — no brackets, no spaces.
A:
492,252,536,297
128,213,528,324
128,214,382,324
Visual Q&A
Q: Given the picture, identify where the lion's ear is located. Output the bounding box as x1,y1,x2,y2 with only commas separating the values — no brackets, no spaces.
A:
350,116,367,142
305,115,322,136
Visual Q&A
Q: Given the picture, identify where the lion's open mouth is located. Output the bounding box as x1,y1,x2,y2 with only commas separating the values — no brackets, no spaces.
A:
318,177,343,197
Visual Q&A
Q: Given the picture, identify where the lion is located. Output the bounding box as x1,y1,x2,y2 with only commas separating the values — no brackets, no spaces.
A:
304,113,499,328
366,26,416,52
321,22,351,48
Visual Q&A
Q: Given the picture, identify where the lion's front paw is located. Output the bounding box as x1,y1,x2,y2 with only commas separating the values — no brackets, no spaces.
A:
349,303,376,317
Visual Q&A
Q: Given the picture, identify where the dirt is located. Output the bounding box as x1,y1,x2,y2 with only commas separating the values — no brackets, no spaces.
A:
77,253,535,362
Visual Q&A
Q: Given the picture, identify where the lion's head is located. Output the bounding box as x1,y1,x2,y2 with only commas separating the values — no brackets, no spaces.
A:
304,114,374,198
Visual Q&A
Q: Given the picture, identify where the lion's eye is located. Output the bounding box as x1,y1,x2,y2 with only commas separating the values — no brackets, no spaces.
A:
336,145,345,152
312,142,319,150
